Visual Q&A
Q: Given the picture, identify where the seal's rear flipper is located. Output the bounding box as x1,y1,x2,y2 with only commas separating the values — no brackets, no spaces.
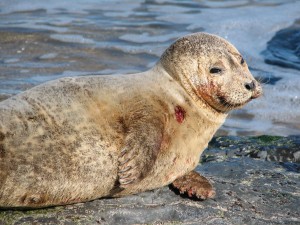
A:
169,171,215,200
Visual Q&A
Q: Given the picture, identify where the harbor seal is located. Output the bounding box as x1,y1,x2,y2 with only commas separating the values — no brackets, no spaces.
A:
0,32,262,208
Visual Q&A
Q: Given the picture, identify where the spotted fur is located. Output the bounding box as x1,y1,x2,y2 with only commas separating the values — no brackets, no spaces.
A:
0,33,261,208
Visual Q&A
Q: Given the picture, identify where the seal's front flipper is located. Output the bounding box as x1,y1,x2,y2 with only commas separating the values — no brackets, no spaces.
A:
170,171,215,200
117,106,165,187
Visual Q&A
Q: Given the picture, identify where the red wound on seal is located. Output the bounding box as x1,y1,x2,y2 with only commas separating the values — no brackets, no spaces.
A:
175,105,186,123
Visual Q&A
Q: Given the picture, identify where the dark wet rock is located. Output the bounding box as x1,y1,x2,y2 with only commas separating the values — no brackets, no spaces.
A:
203,135,300,163
1,136,299,225
263,19,300,70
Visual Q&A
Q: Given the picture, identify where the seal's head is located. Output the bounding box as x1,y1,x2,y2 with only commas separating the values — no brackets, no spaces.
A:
160,32,262,113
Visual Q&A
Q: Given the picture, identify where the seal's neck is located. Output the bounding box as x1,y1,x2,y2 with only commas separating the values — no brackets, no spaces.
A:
151,63,227,124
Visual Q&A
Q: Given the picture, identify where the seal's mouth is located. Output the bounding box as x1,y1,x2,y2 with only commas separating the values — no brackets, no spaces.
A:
250,89,262,99
217,96,251,109
197,84,262,113
216,84,262,110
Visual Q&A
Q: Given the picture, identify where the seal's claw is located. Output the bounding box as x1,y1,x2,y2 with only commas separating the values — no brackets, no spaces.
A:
170,171,215,200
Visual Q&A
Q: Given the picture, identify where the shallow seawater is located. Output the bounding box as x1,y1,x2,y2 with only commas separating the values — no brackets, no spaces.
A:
0,0,299,136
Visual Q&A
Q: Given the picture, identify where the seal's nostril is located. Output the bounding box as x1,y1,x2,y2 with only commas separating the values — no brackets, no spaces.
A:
245,81,255,91
245,83,251,90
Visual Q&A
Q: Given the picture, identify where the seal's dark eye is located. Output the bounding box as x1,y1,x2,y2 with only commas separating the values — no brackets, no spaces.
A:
241,57,245,65
210,68,222,74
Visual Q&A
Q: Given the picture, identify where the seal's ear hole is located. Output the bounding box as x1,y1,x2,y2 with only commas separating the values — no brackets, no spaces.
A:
241,57,245,65
210,68,222,74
